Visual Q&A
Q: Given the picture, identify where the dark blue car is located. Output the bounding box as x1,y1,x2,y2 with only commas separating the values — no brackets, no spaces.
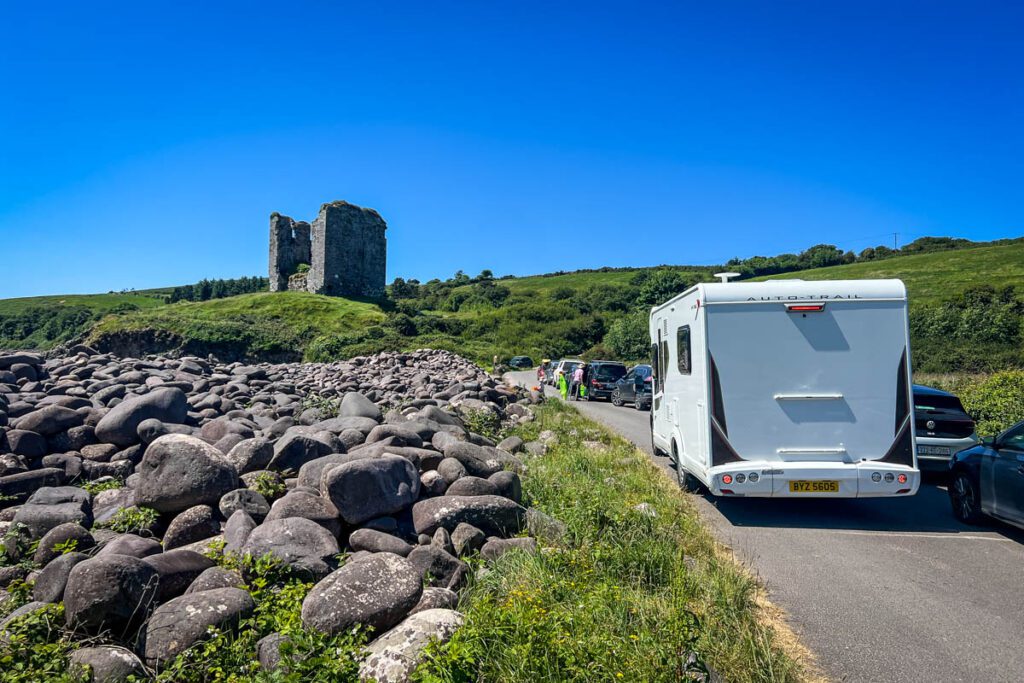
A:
948,419,1024,530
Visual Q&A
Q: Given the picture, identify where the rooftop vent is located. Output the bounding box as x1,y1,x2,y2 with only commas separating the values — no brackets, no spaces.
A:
713,272,741,283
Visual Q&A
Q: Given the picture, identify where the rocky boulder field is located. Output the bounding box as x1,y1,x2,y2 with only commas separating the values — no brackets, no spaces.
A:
0,347,551,682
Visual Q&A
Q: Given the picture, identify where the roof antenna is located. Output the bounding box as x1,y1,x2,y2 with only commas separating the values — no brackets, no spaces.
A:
713,272,741,283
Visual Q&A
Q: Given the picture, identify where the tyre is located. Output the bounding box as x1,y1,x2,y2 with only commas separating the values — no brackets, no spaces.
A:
950,471,984,525
673,445,701,492
634,396,644,410
611,390,623,407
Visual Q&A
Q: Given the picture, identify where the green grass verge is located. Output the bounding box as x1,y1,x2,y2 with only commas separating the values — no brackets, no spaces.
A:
416,401,806,683
0,292,167,316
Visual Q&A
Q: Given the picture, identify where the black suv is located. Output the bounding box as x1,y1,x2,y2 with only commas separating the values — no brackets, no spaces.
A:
583,361,628,401
508,356,534,369
611,364,653,410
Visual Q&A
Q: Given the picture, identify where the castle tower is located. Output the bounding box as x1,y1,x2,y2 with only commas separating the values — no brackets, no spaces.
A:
268,200,386,298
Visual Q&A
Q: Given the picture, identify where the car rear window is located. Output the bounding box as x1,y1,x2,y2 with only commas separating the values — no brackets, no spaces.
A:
914,394,968,414
594,365,627,380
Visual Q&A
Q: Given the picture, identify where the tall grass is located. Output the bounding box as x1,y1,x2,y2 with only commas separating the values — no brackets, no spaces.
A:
415,402,806,683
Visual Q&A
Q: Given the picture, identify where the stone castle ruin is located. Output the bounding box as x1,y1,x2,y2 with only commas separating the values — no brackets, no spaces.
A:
269,200,387,298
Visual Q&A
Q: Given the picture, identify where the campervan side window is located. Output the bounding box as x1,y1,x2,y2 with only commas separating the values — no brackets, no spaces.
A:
676,326,691,375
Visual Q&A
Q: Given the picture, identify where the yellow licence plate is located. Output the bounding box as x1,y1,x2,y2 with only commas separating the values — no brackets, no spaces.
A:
789,480,839,493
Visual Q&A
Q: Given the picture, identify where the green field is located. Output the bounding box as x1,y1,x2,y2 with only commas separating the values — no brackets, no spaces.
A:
0,292,167,316
758,241,1024,305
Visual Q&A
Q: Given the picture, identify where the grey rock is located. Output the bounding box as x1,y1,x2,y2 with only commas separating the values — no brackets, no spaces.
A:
481,536,538,561
32,551,89,603
97,534,162,559
412,495,527,538
526,508,568,544
69,646,146,683
185,566,244,594
143,587,254,667
243,517,339,580
163,505,220,550
406,545,469,591
358,609,464,683
223,509,257,553
488,470,522,504
450,522,486,557
63,554,160,635
348,528,414,557
264,490,342,537
142,549,217,602
219,489,270,521
445,476,498,497
15,404,83,436
135,435,239,514
225,437,274,474
409,587,458,616
323,455,420,526
436,458,466,485
301,552,421,636
269,432,333,473
339,392,382,421
13,486,92,539
95,388,188,447
32,522,95,565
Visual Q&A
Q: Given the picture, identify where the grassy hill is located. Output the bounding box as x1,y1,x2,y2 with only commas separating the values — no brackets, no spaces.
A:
85,292,386,362
757,241,1024,305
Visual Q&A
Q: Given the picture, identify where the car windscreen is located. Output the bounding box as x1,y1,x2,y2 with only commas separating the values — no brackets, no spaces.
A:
594,365,627,380
914,393,968,414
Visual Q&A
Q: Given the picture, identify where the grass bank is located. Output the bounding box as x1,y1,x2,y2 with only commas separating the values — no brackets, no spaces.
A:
416,401,812,683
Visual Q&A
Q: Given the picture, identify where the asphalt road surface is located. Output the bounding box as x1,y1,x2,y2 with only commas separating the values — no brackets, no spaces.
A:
508,371,1024,683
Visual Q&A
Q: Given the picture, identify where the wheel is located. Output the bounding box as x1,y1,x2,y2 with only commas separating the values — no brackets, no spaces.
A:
950,471,984,525
611,390,623,407
673,444,702,492
634,396,643,410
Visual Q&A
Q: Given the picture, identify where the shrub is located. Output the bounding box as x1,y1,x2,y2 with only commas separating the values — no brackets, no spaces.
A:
94,506,159,535
958,370,1024,436
603,310,649,361
0,604,85,683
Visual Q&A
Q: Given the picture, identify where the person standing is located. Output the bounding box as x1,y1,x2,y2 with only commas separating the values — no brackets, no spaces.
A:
570,363,584,400
558,368,569,400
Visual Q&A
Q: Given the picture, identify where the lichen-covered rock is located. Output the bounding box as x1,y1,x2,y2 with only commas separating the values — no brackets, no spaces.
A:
69,646,146,683
242,517,339,580
301,552,421,636
63,554,159,636
358,609,464,683
143,587,255,667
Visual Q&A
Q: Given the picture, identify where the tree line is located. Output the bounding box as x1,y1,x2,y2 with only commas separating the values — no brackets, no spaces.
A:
168,276,269,303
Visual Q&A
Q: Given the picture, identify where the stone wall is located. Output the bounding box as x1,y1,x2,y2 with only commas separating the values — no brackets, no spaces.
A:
268,214,312,292
269,201,386,299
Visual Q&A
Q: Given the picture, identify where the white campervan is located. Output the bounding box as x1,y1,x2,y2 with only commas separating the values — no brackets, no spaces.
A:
649,277,920,498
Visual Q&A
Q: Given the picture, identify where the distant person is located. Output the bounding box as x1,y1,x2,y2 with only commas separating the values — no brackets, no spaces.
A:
493,354,499,374
571,364,584,400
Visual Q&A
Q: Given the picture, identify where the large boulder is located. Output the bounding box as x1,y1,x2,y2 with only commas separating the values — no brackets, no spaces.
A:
13,486,92,539
134,435,238,514
269,432,333,473
69,646,146,683
322,455,420,525
406,545,469,591
63,554,159,636
339,392,382,421
32,522,95,565
263,490,342,537
301,552,422,637
348,528,414,557
95,388,188,447
412,495,526,537
225,438,274,475
441,441,502,478
32,551,89,603
163,505,220,550
358,609,465,683
15,404,83,436
242,517,339,580
142,549,217,602
143,587,255,667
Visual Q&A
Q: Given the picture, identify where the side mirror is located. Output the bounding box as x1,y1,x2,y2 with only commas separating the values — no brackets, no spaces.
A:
981,435,997,448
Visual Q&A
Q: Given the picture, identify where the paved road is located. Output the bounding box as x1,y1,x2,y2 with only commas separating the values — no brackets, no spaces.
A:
508,372,1024,683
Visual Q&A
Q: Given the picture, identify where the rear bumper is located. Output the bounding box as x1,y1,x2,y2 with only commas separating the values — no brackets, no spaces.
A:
915,435,979,470
706,460,920,498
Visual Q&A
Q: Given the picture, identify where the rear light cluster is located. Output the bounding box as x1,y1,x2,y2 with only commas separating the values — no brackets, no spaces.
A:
870,472,909,484
721,472,760,485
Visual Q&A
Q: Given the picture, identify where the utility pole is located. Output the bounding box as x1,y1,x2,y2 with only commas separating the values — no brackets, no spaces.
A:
893,232,898,250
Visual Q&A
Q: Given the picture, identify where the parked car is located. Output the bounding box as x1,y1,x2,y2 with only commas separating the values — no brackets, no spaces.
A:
544,360,560,385
611,364,653,410
948,419,1024,530
555,359,584,383
913,384,979,470
508,356,534,369
582,361,628,401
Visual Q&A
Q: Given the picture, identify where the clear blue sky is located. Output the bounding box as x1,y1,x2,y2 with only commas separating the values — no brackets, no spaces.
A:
1,1,1021,298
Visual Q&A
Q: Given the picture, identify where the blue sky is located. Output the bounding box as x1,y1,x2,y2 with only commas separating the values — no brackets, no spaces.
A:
1,1,1021,297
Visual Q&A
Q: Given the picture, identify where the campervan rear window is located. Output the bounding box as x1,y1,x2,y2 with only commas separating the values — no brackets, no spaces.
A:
677,326,691,375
